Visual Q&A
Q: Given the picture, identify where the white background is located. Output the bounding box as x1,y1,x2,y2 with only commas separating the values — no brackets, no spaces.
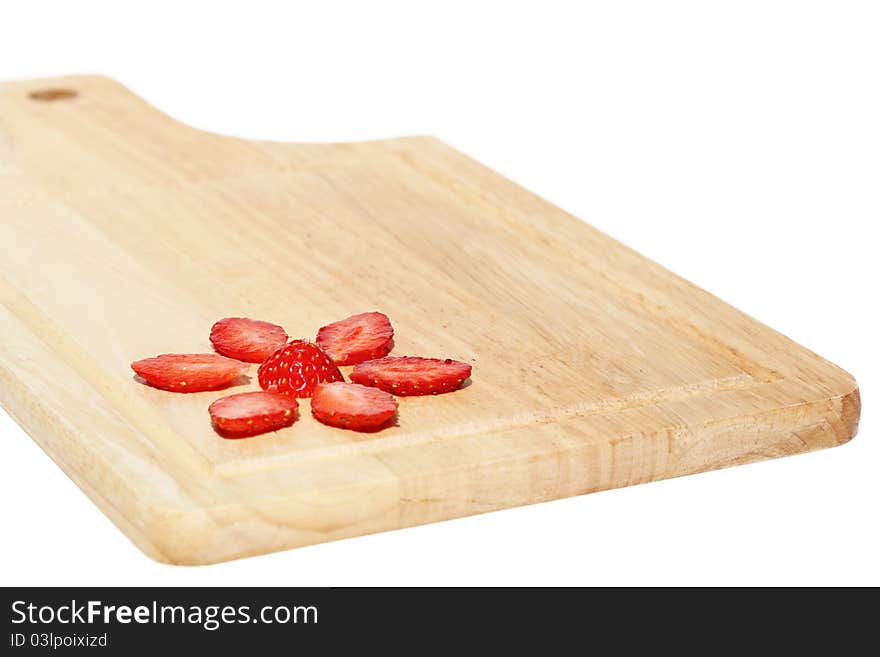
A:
1,1,876,586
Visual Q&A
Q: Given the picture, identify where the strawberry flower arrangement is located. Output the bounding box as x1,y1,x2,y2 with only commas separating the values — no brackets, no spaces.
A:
131,312,471,438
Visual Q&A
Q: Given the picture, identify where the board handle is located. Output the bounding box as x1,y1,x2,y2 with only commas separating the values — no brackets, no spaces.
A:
0,74,434,183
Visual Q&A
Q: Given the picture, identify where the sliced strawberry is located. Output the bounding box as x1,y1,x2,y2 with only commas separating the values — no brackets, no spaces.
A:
210,317,289,363
316,311,394,365
209,391,299,438
350,356,472,396
311,381,398,431
257,340,343,397
131,353,247,392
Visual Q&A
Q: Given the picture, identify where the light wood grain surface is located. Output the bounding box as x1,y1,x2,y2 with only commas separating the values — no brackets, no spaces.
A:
0,75,859,564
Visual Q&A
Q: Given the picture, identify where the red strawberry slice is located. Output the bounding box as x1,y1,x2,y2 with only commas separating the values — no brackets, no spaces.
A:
311,381,398,431
316,311,394,365
210,317,289,363
350,356,472,396
257,340,343,397
131,353,247,392
209,391,299,438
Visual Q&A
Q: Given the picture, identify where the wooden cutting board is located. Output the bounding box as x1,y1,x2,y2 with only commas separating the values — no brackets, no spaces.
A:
0,76,860,564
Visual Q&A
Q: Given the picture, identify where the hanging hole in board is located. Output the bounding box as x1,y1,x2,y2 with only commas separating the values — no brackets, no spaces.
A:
28,88,78,102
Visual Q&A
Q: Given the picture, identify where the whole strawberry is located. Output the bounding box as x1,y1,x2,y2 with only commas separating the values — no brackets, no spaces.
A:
257,340,343,397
